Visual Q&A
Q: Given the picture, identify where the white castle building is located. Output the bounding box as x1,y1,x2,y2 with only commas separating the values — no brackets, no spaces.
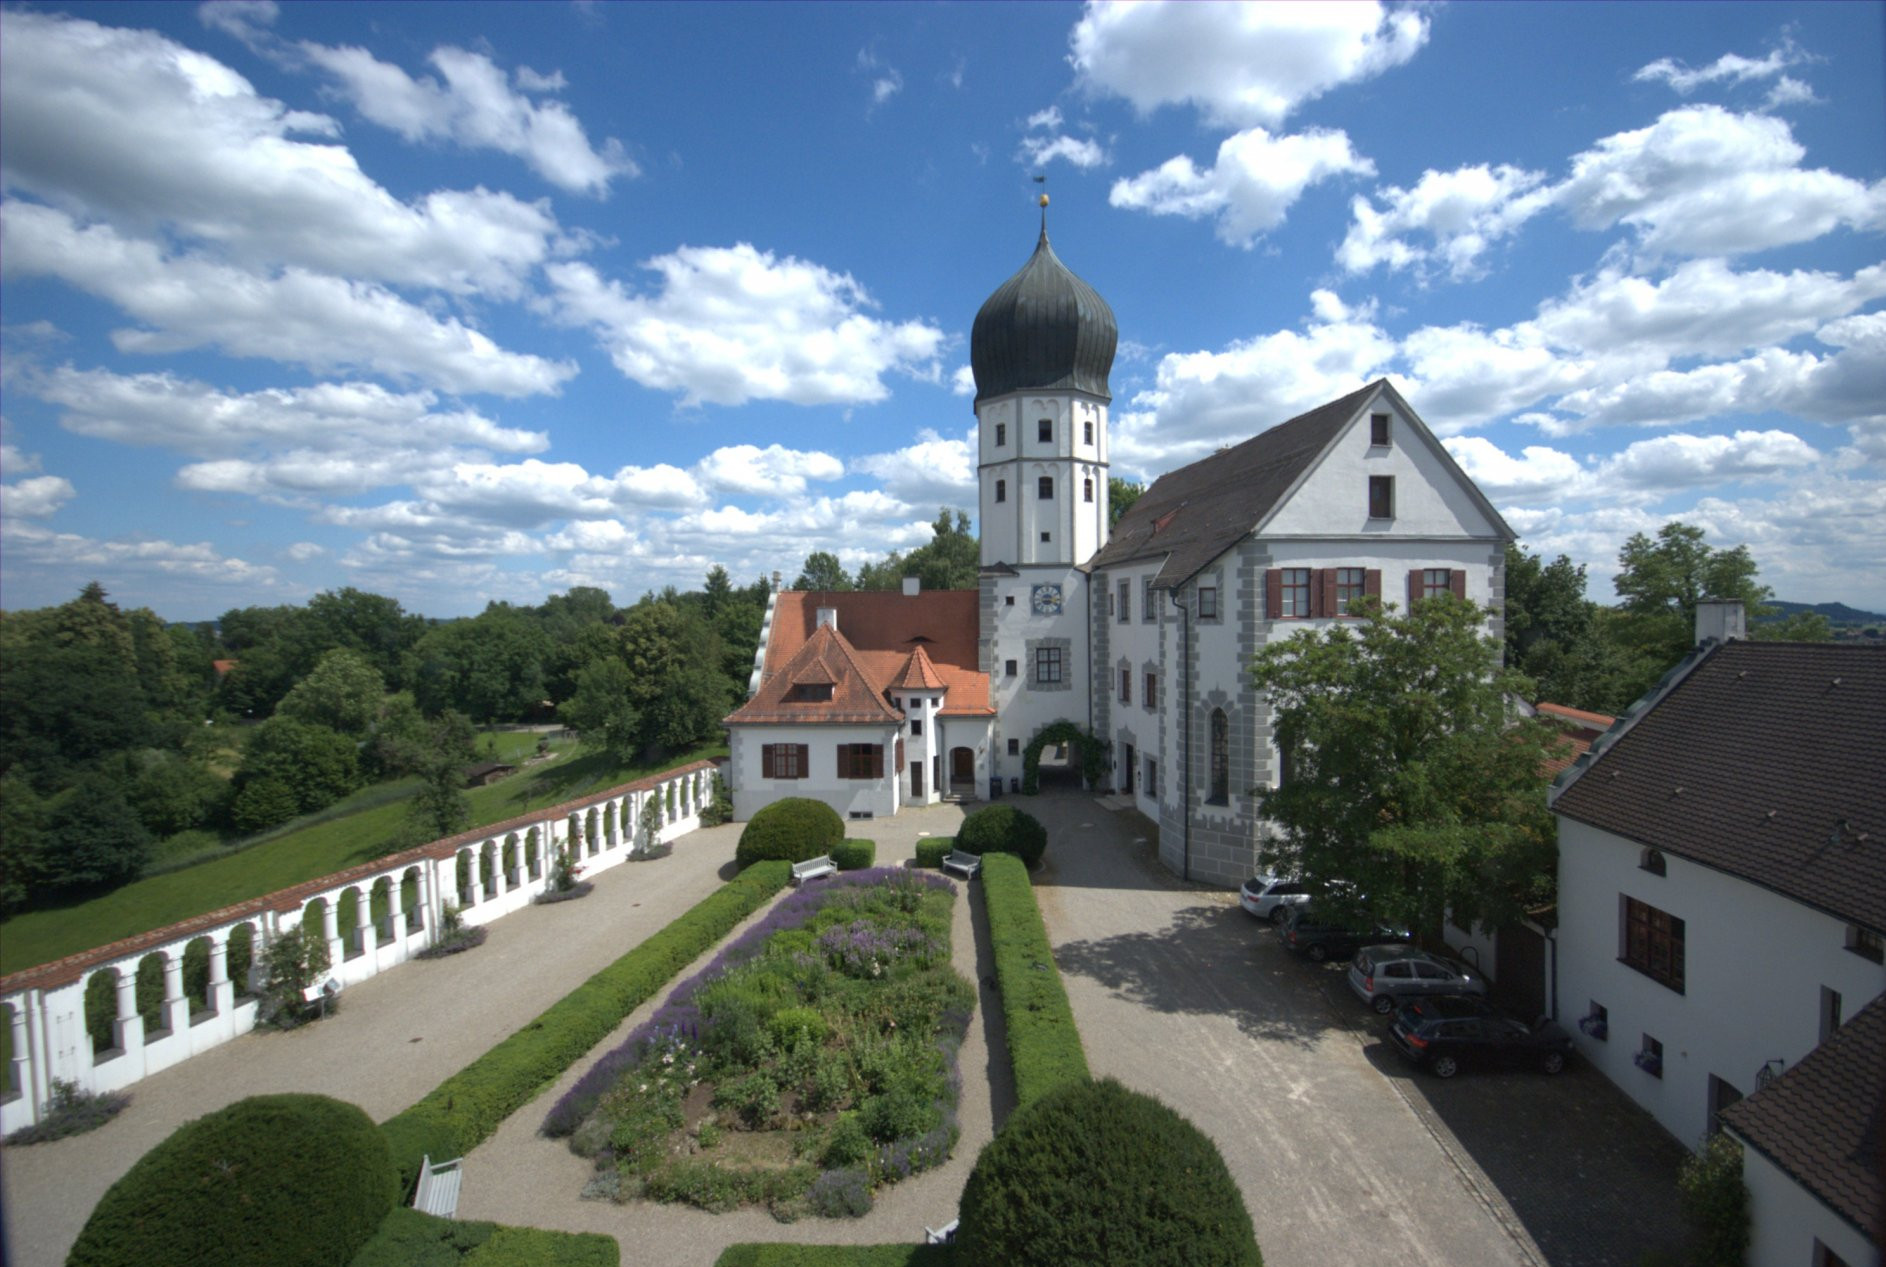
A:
727,216,1515,887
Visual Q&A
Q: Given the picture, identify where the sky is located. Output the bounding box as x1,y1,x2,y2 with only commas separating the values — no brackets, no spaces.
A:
2,0,1882,622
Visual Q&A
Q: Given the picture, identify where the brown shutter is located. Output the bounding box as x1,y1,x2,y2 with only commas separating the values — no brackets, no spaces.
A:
1364,569,1382,602
896,738,905,774
762,745,776,778
1315,569,1335,618
1266,568,1282,620
795,745,808,777
1450,569,1467,600
836,744,848,778
1408,569,1423,608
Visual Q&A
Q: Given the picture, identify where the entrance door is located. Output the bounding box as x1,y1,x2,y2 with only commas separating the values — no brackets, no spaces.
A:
911,762,924,798
951,747,974,782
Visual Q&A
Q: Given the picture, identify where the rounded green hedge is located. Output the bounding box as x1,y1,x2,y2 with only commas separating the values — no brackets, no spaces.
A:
914,838,952,869
956,1077,1260,1267
831,838,876,870
69,1093,398,1267
735,797,845,869
956,804,1048,869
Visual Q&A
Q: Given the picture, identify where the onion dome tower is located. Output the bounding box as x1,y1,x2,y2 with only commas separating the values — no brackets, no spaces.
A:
972,197,1117,568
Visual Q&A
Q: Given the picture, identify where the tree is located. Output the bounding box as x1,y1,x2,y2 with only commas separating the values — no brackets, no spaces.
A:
559,658,643,765
1610,522,1774,702
1502,545,1639,712
405,604,551,722
1108,477,1145,530
276,648,386,737
1252,596,1560,936
899,508,980,590
303,587,425,688
232,716,359,819
41,771,153,894
388,711,477,845
792,551,852,591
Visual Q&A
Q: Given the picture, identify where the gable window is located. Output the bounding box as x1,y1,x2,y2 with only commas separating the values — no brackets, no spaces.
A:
1334,568,1367,615
1142,578,1156,622
995,423,1006,447
1278,569,1311,618
836,744,884,779
1119,666,1132,704
1084,420,1094,444
1144,671,1157,710
1034,645,1063,685
1639,847,1666,876
995,478,1006,503
761,744,808,779
1846,924,1884,963
1038,476,1054,499
1198,585,1219,619
1208,709,1229,804
1370,413,1391,447
1368,475,1394,519
1083,477,1094,503
1623,897,1685,992
1038,418,1052,443
1118,579,1131,623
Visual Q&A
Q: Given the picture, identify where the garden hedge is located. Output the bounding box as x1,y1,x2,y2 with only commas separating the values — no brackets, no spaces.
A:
715,1247,954,1267
351,1208,617,1267
735,797,846,868
71,1094,397,1267
913,837,951,869
955,1077,1260,1267
980,852,1088,1108
380,860,791,1190
955,804,1048,869
831,838,876,870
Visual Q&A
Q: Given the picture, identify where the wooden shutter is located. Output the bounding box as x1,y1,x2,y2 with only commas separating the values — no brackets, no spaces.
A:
896,739,905,774
762,745,776,778
1364,569,1382,601
1265,569,1282,621
1408,569,1423,608
1314,569,1335,618
1450,569,1467,600
836,744,848,779
794,745,808,777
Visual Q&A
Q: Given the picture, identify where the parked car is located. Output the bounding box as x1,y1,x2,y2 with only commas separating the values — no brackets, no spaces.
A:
1346,945,1487,1014
1387,994,1573,1078
1275,904,1409,963
1239,874,1311,924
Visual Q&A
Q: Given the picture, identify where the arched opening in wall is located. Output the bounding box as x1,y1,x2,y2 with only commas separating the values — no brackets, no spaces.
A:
503,834,520,886
665,782,677,821
1,1000,18,1100
567,813,583,857
525,828,542,881
135,952,168,1040
302,897,329,962
949,747,976,798
584,808,600,856
480,840,499,899
454,850,475,907
603,803,617,848
1020,721,1108,795
84,969,120,1060
182,936,213,1020
227,923,257,997
369,877,395,943
336,888,364,960
399,869,424,934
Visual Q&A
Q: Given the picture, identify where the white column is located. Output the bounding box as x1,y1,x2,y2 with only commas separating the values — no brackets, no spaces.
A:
320,900,343,972
358,886,379,958
7,1003,30,1105
111,970,143,1053
208,937,233,1015
161,953,189,1033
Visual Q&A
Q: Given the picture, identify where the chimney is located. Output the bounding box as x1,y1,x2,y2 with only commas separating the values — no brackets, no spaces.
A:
902,576,921,598
1695,599,1746,647
771,570,782,591
816,607,838,631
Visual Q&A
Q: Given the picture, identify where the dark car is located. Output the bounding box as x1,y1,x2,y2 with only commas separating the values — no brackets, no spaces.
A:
1275,904,1409,963
1387,994,1574,1078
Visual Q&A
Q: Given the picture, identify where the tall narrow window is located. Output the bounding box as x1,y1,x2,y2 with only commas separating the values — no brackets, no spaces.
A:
1334,568,1367,614
1143,578,1155,622
1279,569,1311,618
1038,476,1054,499
1119,666,1132,704
1118,579,1131,623
1198,585,1219,619
1038,418,1052,442
1083,420,1094,444
995,478,1006,503
1370,413,1391,447
1144,671,1157,709
1368,475,1394,519
1208,709,1229,804
1623,897,1685,992
995,423,1006,447
1083,477,1094,502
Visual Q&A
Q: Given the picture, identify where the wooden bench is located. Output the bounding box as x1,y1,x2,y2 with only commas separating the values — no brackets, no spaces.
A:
412,1153,463,1218
791,855,836,885
940,849,982,880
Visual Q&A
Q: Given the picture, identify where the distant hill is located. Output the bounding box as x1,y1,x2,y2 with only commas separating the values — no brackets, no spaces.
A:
1763,600,1886,626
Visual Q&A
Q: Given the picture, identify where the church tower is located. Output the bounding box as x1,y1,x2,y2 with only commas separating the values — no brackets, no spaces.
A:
973,201,1117,785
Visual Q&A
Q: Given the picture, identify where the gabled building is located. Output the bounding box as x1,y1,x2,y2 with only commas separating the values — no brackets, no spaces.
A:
728,214,1516,884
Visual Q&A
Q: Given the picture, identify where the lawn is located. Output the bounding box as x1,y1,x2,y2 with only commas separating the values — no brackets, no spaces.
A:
0,736,726,977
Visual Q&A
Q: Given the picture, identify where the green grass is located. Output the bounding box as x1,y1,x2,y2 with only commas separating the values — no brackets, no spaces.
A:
0,739,726,977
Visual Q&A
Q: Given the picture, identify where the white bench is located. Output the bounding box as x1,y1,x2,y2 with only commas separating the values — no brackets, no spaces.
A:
791,855,836,885
940,849,982,880
412,1153,463,1218
926,1218,959,1244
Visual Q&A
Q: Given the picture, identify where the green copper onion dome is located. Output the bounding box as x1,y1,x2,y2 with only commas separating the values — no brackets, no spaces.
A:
970,223,1116,404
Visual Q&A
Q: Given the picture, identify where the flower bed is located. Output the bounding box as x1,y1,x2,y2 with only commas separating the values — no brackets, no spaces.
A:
547,867,973,1221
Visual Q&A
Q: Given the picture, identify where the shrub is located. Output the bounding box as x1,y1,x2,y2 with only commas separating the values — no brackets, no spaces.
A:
1678,1132,1749,1267
981,852,1088,1107
768,1005,830,1050
381,860,791,1190
736,797,845,869
956,1078,1260,1267
806,1166,874,1218
716,1246,953,1266
956,804,1048,869
256,923,333,1028
3,1078,129,1146
352,1207,617,1267
69,1093,396,1267
832,838,876,870
913,838,951,869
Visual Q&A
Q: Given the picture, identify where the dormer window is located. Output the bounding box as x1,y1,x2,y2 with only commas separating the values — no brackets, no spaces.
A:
1639,848,1666,876
789,683,833,703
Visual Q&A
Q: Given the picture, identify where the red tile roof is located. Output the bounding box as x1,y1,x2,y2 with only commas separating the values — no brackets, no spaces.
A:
1537,702,1616,777
1537,702,1615,729
892,644,948,690
725,622,904,725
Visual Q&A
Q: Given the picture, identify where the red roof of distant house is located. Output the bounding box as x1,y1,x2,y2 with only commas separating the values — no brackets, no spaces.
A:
212,659,237,676
1536,701,1616,776
1536,702,1614,730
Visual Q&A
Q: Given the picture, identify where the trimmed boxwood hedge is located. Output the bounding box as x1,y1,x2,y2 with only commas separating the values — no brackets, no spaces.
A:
955,1077,1260,1267
715,1247,954,1267
380,860,791,1190
831,838,876,870
735,797,846,869
71,1093,397,1267
351,1207,617,1267
981,852,1088,1108
955,804,1048,869
913,837,952,869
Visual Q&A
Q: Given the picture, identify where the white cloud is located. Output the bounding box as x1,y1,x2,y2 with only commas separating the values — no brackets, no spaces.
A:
694,444,844,497
547,243,944,407
284,541,326,561
0,519,279,586
0,11,562,299
1110,126,1373,246
1590,429,1822,490
300,42,635,194
853,428,976,510
1020,133,1108,170
1070,0,1428,128
197,0,277,47
1442,437,1584,501
1634,41,1811,95
856,49,903,107
951,365,977,396
1,474,77,518
1,203,574,397
1338,164,1548,279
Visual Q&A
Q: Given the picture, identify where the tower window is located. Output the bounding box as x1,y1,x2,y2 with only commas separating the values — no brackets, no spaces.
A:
1038,418,1052,442
1083,477,1094,503
1040,531,1051,542
1084,420,1094,444
1038,476,1054,499
995,478,1006,503
995,423,1006,447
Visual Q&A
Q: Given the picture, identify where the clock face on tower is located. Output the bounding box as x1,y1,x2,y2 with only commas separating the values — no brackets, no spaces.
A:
1031,583,1064,616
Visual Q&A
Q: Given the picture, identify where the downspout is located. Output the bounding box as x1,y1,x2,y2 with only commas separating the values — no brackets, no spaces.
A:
1180,587,1192,883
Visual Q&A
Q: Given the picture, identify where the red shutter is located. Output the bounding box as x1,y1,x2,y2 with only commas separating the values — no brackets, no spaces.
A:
1266,569,1282,620
1364,569,1382,602
1408,569,1423,608
762,745,776,778
1450,569,1467,600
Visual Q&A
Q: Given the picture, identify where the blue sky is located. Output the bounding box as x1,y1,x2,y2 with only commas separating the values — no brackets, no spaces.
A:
2,0,1882,620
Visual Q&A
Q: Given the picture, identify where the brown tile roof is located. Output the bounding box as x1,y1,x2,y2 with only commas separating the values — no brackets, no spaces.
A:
1537,702,1616,729
892,645,947,690
1537,702,1616,777
1722,991,1885,1242
739,590,991,719
1554,641,1886,932
725,623,902,725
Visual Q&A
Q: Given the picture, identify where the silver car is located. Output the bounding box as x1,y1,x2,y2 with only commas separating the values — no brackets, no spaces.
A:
1346,945,1487,1014
1239,874,1312,924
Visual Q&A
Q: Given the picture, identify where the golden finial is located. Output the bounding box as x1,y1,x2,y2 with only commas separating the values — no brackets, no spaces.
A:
1039,193,1049,208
